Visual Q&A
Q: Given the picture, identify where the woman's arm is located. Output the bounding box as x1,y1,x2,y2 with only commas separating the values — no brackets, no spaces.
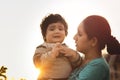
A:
60,46,82,69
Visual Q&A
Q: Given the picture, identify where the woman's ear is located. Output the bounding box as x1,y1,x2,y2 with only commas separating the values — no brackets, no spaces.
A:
91,37,98,47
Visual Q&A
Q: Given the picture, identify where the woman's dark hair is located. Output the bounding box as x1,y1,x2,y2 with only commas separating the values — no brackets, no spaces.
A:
83,15,120,55
40,14,68,41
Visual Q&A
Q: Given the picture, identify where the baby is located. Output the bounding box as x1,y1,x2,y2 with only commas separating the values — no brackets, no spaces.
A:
33,14,81,80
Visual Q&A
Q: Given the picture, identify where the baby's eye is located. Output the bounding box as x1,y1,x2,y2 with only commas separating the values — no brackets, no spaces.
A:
49,28,54,31
59,28,64,31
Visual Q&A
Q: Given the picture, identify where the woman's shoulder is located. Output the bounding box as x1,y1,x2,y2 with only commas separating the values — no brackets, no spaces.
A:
89,57,107,64
88,58,109,69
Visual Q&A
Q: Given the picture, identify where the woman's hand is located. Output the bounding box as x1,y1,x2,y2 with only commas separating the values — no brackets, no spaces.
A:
60,46,80,62
60,46,76,57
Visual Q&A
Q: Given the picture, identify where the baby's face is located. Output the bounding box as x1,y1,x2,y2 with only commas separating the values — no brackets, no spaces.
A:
45,22,66,43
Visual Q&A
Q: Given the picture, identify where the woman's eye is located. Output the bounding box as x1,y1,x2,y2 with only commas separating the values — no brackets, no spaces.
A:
79,34,82,36
78,33,82,36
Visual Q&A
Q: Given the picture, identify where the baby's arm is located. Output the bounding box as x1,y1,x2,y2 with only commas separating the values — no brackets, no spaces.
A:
33,44,62,69
33,46,50,68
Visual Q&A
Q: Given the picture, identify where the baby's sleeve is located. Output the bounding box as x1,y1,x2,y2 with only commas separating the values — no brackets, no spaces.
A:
33,46,55,69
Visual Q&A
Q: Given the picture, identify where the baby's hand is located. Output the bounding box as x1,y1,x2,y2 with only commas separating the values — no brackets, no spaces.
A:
50,43,63,58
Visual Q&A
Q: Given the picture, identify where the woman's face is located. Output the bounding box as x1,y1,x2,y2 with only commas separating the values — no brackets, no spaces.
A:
74,22,92,53
45,22,66,43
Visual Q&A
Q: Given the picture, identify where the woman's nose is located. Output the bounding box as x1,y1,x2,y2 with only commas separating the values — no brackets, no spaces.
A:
73,34,77,40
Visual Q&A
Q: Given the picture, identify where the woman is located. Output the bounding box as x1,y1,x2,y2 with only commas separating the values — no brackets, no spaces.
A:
60,15,120,80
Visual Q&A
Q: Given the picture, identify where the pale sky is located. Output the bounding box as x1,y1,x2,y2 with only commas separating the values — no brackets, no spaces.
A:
0,0,120,80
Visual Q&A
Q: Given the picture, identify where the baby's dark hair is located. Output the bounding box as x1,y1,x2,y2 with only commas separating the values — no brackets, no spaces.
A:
83,15,120,55
40,13,68,41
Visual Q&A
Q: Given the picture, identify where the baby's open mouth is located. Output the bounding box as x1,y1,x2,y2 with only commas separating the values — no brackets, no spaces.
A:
53,36,61,38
